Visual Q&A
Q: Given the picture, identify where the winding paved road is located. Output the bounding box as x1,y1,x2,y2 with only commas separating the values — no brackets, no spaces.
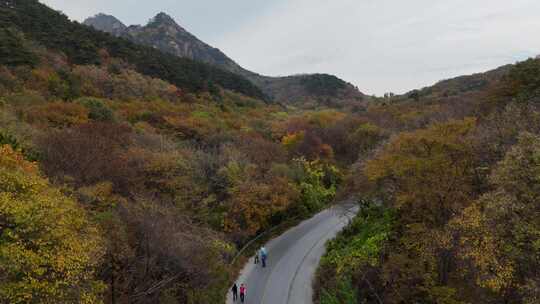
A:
227,203,358,304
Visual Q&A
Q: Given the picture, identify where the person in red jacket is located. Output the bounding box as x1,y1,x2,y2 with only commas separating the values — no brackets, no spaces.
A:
239,283,247,303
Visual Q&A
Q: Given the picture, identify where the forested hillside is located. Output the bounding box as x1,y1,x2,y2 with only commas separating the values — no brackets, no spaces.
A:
1,1,539,304
0,0,265,99
315,58,540,304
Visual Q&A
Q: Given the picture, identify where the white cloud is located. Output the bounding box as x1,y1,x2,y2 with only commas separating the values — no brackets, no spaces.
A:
216,0,540,95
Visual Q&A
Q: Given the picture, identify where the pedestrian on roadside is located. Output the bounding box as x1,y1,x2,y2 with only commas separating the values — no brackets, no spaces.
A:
260,246,268,268
254,251,259,264
240,283,247,303
232,283,238,301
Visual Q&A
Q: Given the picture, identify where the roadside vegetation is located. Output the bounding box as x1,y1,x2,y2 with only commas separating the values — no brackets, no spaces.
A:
315,58,540,303
315,202,394,304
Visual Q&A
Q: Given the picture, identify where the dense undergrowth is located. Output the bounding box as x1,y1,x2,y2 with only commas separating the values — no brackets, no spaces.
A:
315,202,394,304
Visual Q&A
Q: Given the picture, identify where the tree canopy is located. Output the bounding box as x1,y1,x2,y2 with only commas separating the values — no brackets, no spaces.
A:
0,145,104,303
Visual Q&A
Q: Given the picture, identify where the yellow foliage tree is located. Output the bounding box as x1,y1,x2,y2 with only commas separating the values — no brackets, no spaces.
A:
0,145,105,303
365,118,477,222
222,161,299,238
282,131,305,151
454,132,540,301
364,118,477,302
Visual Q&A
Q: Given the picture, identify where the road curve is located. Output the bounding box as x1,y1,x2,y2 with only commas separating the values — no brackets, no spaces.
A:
226,203,358,304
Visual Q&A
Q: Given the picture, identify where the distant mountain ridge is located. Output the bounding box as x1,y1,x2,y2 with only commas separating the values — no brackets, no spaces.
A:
84,13,364,106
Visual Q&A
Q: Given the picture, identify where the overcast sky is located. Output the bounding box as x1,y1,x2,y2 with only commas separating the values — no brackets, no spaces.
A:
40,0,540,95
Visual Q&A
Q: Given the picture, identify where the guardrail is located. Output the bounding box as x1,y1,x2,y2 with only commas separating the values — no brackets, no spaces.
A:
229,198,361,265
229,215,301,265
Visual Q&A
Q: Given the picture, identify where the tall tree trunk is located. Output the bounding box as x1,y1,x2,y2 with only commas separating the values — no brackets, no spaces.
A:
111,255,116,304
437,250,451,285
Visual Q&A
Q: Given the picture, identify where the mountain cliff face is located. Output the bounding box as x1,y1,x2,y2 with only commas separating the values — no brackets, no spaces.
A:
84,13,246,74
129,13,246,74
83,13,127,36
83,13,364,106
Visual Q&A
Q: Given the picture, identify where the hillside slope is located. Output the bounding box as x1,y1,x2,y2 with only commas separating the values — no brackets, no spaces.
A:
0,0,265,99
315,58,540,304
84,13,364,106
405,64,511,100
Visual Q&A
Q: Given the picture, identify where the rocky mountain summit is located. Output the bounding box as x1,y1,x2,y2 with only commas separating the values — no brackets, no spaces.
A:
84,13,364,106
84,13,238,70
83,13,127,36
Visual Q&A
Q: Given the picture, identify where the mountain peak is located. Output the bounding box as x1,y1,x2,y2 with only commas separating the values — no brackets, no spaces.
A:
83,13,126,35
150,12,178,26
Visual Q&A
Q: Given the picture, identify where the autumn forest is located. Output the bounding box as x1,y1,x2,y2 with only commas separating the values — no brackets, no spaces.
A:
0,1,539,304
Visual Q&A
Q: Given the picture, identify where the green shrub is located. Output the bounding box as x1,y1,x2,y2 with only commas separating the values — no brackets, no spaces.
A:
76,97,114,122
0,130,20,150
320,276,358,304
316,203,395,304
293,159,338,215
0,130,40,161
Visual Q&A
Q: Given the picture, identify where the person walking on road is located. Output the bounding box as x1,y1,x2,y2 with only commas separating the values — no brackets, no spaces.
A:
254,250,259,264
231,283,238,301
260,246,268,268
240,283,246,303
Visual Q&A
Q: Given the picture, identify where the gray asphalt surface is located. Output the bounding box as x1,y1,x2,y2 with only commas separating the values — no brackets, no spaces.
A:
227,203,358,304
